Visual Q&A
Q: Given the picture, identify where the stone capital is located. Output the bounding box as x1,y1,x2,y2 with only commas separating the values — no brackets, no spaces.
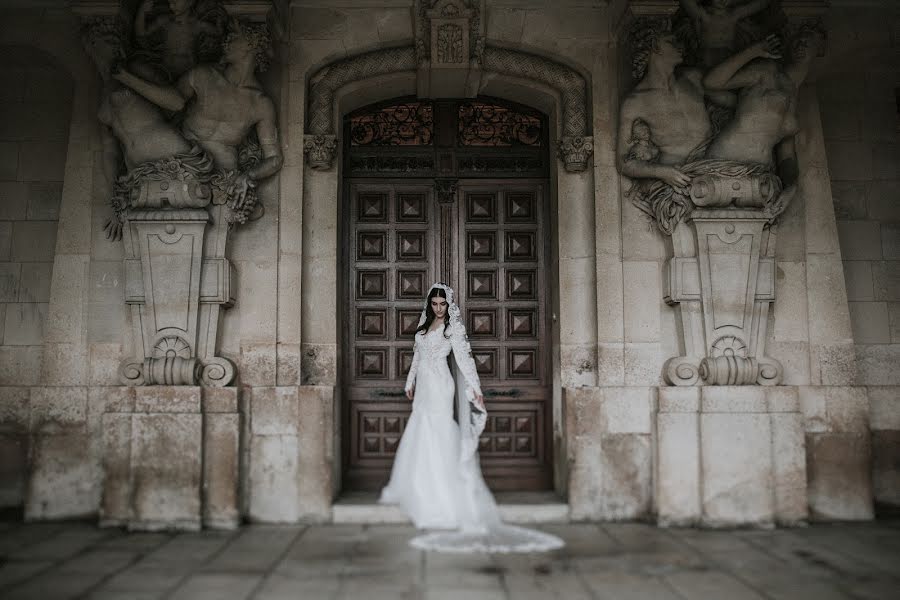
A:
303,134,338,170
557,136,594,173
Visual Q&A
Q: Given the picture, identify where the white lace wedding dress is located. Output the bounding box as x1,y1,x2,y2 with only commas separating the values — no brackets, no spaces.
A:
379,316,564,554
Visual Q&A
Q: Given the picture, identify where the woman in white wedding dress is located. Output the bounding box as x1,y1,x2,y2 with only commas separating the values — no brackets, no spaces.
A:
379,283,564,553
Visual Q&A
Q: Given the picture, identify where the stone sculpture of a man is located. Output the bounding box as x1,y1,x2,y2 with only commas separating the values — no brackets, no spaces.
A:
114,19,283,223
617,21,713,233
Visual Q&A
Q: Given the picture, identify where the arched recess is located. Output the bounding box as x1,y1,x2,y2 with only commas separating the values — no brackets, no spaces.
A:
300,44,599,500
303,45,593,174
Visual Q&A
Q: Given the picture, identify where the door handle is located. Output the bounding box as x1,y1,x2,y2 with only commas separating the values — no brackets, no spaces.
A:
484,389,521,397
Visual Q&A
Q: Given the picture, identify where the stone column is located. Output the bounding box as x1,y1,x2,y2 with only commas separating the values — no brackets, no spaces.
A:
796,87,873,520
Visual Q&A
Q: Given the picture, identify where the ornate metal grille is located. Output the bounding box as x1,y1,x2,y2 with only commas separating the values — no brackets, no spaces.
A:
457,101,542,147
349,102,434,146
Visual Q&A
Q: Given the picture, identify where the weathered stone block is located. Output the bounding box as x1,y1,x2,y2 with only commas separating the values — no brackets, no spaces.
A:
250,386,299,435
203,413,240,529
623,261,660,343
806,432,874,520
600,387,654,434
300,342,336,386
842,261,874,301
0,141,18,179
838,221,882,260
202,387,238,414
17,140,67,181
599,433,652,520
0,345,42,385
655,411,700,526
882,224,900,260
771,411,808,524
29,385,87,434
297,385,334,521
701,412,774,527
849,301,891,344
0,385,29,430
99,413,131,526
830,181,868,220
0,262,21,302
0,433,27,507
701,386,766,413
0,181,27,219
872,430,900,510
867,385,900,430
857,344,900,386
0,222,11,261
10,221,57,261
88,385,134,416
810,342,859,386
240,342,277,387
767,386,800,413
3,302,47,345
130,413,202,530
867,181,900,222
565,387,603,520
248,434,300,523
17,261,52,303
134,386,201,414
623,342,662,386
275,343,301,386
25,181,62,220
799,386,869,434
25,432,97,519
658,386,700,413
872,261,900,301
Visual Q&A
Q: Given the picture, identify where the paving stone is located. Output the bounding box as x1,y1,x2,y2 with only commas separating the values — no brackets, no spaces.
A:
4,570,105,600
203,526,302,573
0,559,53,588
580,571,683,600
252,573,341,599
56,550,139,575
169,573,263,600
1,522,899,599
10,525,114,560
664,570,767,600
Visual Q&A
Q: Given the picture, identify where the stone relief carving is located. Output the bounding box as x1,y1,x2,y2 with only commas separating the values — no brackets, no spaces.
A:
305,43,592,173
618,3,825,386
81,1,280,387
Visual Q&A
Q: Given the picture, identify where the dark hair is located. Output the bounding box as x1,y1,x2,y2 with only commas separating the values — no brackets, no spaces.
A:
415,287,451,338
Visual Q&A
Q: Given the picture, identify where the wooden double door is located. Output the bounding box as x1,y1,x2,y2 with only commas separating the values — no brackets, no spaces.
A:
343,179,553,491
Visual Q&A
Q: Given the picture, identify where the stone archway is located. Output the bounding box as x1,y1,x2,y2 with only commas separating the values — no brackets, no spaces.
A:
300,37,598,502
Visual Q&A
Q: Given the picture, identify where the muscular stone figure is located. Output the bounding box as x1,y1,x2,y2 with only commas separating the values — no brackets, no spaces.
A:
114,19,283,222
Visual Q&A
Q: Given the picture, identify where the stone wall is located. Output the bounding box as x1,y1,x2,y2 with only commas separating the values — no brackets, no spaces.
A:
0,45,71,509
819,4,900,512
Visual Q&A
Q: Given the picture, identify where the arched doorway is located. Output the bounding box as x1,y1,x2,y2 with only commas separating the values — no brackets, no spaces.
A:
341,96,555,492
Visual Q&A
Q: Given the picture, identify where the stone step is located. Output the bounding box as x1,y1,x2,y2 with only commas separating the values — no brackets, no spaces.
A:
332,492,569,525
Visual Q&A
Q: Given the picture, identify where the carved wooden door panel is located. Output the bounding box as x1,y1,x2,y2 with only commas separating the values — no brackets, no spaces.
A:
456,182,552,491
344,182,438,491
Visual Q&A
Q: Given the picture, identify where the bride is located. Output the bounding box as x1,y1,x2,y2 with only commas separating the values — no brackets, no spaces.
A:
379,283,564,553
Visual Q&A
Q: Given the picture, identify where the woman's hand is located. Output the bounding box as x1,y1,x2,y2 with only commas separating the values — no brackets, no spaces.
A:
405,387,414,401
474,392,485,409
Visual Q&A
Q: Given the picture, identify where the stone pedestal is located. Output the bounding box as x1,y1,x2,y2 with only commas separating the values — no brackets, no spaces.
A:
655,386,807,528
99,386,240,531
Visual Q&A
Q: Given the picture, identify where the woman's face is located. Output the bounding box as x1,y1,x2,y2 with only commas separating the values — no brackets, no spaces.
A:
430,296,448,320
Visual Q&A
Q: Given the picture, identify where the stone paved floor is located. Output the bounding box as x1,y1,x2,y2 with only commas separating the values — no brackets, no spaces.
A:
1,520,899,599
